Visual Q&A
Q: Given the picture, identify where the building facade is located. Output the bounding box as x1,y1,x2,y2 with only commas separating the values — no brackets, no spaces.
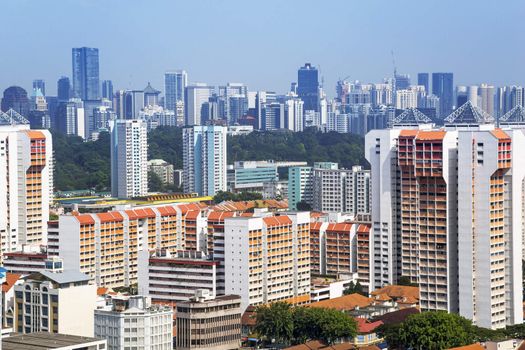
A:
110,119,148,199
183,125,227,196
72,47,100,100
164,70,187,111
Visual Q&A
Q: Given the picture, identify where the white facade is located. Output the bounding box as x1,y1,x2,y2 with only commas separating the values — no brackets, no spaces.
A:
0,124,52,257
183,125,227,196
184,83,213,126
110,119,148,199
95,296,173,350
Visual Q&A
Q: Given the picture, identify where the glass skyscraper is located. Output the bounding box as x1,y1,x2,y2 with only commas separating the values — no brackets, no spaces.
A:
432,72,454,118
72,47,100,100
32,79,46,96
417,73,429,93
164,70,187,111
297,63,319,112
57,76,71,102
101,80,113,100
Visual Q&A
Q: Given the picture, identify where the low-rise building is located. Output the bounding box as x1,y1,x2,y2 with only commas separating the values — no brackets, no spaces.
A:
13,270,96,337
2,332,106,350
176,290,241,350
148,159,175,186
138,250,218,304
94,295,173,350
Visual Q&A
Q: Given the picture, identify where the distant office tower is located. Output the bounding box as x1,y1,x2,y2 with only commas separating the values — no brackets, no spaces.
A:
184,84,214,126
417,73,429,93
394,73,411,91
366,120,524,329
143,82,160,107
478,83,495,116
432,72,453,117
284,96,304,131
255,91,277,129
456,85,468,107
93,106,116,131
1,86,30,116
56,99,84,137
101,80,113,100
165,70,187,111
32,79,45,96
0,118,53,258
183,125,227,196
57,76,72,102
218,83,248,124
224,212,310,311
261,102,284,130
72,47,100,100
297,63,319,112
110,119,148,198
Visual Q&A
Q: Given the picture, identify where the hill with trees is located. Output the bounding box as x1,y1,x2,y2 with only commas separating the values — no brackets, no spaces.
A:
52,127,365,191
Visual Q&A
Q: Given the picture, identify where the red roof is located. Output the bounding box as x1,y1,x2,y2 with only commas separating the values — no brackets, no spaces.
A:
416,130,446,141
157,206,177,216
310,222,323,231
355,317,383,333
357,224,370,233
208,211,235,221
399,129,419,137
263,215,292,227
2,273,22,292
326,223,353,232
75,214,95,225
185,210,200,220
97,211,124,223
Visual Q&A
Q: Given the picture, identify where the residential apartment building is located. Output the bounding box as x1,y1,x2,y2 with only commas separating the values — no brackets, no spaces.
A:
13,271,96,337
176,291,241,350
110,119,148,199
94,295,173,350
148,159,174,186
56,203,206,288
288,166,313,210
0,118,53,258
183,125,227,196
138,249,218,304
227,161,278,193
223,212,310,311
364,102,524,328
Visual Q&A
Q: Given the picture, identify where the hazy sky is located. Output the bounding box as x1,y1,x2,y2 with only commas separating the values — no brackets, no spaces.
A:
1,0,524,97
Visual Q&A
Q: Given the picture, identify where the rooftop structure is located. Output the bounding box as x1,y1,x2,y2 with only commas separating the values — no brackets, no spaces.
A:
2,332,106,350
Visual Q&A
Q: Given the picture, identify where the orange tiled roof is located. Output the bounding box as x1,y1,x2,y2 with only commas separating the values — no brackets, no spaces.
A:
491,128,511,140
25,130,46,140
282,294,310,305
208,211,235,221
97,211,124,223
185,210,200,220
399,129,419,137
310,222,323,231
97,287,109,296
2,273,22,292
416,130,446,141
157,206,177,216
240,212,254,217
356,317,383,333
326,222,353,232
308,293,373,311
284,340,327,350
357,224,370,233
75,214,95,225
371,285,419,301
447,344,484,350
374,293,392,302
398,296,419,304
263,215,292,227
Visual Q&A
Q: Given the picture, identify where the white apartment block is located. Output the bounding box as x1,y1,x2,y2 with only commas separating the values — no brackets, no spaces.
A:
95,295,173,350
138,249,218,304
110,119,148,199
183,125,227,196
365,115,525,328
312,165,371,217
0,121,52,258
223,212,310,311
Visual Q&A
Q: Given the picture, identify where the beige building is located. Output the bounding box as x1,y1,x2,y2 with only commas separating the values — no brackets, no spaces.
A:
148,159,174,186
13,271,96,337
176,291,241,350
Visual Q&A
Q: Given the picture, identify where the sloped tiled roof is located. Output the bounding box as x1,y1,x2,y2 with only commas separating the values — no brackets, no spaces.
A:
373,307,420,326
500,105,525,123
2,273,22,292
445,101,494,124
447,344,484,350
307,293,373,311
371,285,419,301
392,108,432,125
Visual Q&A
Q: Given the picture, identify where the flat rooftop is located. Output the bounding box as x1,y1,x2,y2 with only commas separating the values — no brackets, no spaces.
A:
3,332,105,350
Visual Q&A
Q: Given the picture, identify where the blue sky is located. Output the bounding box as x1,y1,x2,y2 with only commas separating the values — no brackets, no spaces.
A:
1,0,524,97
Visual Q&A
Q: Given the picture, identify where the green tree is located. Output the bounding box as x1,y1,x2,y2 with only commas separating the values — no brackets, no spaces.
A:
292,307,357,345
213,191,236,203
148,171,164,192
398,311,475,350
343,281,365,296
254,302,294,346
398,276,418,287
296,201,312,211
377,323,403,349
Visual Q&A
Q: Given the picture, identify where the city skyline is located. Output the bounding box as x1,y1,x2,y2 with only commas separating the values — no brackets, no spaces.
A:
1,0,524,97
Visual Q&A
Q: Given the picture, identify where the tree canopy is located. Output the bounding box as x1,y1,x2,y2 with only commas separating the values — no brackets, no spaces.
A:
213,191,263,203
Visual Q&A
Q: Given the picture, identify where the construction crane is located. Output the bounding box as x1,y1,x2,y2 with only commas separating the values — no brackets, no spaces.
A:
391,49,397,77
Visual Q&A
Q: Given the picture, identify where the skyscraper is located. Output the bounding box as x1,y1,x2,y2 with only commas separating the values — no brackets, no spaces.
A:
184,84,214,126
101,80,113,100
432,72,454,117
1,86,30,116
32,79,46,96
110,119,148,199
478,83,495,116
183,125,227,196
72,47,100,100
165,70,187,111
297,63,319,112
417,73,429,93
57,76,72,102
394,73,411,91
